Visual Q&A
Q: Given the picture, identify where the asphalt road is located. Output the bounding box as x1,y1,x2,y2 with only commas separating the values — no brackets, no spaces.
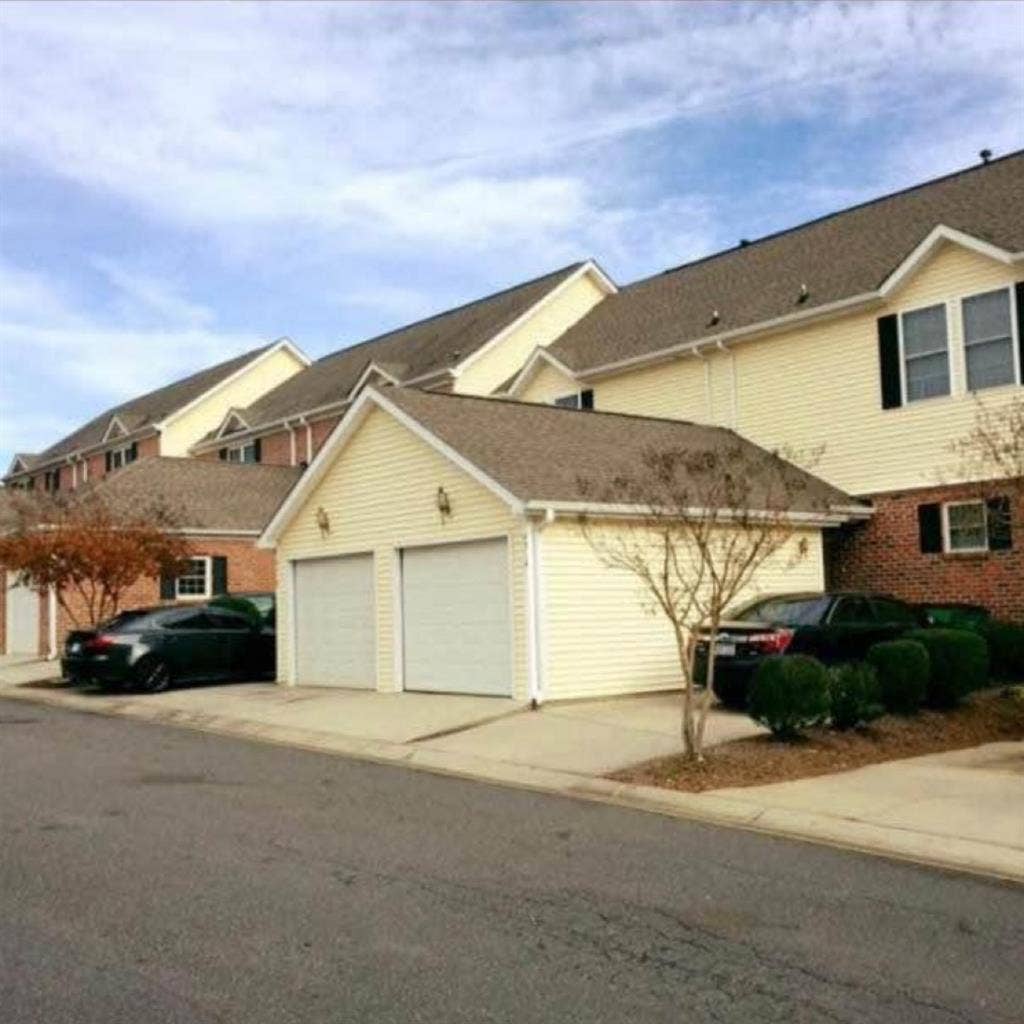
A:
1,700,1022,1024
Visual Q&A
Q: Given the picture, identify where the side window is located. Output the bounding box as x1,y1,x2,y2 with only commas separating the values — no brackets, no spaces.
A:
901,304,950,402
962,287,1017,391
207,610,252,631
829,597,872,625
163,611,214,631
870,598,915,625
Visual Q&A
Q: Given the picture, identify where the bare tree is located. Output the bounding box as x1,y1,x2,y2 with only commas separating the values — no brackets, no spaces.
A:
577,440,828,763
950,394,1024,535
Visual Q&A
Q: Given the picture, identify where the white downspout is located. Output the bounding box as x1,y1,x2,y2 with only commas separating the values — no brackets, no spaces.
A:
46,586,58,660
288,422,297,466
526,507,555,709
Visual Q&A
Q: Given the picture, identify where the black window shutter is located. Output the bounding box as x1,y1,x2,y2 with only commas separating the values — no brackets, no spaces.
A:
218,448,228,461
159,573,175,600
580,389,594,410
1015,282,1024,381
105,450,112,472
129,442,138,462
987,496,1013,551
211,556,228,595
877,314,902,409
918,503,942,553
252,438,262,463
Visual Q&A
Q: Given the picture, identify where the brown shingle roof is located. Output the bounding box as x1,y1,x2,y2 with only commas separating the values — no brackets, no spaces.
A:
547,152,1024,373
81,457,301,533
380,388,859,513
227,262,585,433
28,342,277,468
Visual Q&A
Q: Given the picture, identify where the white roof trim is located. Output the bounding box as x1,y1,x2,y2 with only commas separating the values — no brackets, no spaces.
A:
214,409,252,439
154,337,311,432
101,414,129,442
572,227,1023,381
258,388,525,548
5,455,32,476
346,361,401,402
452,261,617,380
504,346,581,398
523,500,871,527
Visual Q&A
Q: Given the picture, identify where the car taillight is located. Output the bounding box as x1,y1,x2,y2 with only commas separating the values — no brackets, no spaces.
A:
748,629,793,655
84,634,118,652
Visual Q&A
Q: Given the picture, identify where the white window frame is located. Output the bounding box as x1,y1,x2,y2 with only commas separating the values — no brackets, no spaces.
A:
109,443,136,470
175,556,212,600
942,500,989,554
960,285,1021,392
897,301,952,405
552,388,594,410
225,441,258,463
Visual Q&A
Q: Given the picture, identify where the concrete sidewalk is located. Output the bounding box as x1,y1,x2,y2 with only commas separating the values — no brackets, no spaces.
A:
2,670,1020,882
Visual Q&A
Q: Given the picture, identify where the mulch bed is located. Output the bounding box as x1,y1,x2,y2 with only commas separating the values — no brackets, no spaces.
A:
610,687,1024,793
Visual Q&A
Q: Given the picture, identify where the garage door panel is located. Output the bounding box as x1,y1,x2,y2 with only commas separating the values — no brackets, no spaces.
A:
294,554,375,688
5,573,39,656
402,538,512,696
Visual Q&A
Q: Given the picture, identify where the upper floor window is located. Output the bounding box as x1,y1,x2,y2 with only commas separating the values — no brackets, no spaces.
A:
962,287,1018,392
220,438,261,463
901,304,950,402
106,442,138,473
43,468,61,492
553,389,594,411
176,557,212,598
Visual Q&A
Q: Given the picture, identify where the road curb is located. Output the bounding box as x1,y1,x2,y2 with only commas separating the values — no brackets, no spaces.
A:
4,683,1022,885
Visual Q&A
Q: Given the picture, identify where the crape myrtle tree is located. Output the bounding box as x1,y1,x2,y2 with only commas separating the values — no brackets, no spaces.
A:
950,394,1024,539
576,439,828,763
0,488,192,630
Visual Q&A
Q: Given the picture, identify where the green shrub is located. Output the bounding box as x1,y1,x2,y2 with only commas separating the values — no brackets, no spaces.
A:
980,621,1024,680
904,628,989,707
748,655,830,739
867,640,929,715
828,662,883,730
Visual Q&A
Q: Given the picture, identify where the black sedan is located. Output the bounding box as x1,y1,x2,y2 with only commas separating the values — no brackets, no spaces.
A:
62,604,275,693
697,592,920,710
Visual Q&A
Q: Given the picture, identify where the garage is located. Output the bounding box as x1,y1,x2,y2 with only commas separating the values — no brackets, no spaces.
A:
293,554,376,687
4,572,39,656
401,537,513,696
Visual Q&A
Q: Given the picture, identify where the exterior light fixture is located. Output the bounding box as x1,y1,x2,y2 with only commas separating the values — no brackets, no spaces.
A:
436,485,452,521
797,282,809,304
315,506,331,538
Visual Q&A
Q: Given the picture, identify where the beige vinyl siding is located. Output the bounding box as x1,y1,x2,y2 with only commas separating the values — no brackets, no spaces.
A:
539,520,825,701
274,407,529,698
590,357,711,421
570,242,1021,495
456,273,607,396
516,360,581,405
161,346,307,456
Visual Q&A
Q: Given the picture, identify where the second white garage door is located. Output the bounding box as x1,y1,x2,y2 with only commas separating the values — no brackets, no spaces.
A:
294,554,376,688
4,572,39,656
401,537,513,697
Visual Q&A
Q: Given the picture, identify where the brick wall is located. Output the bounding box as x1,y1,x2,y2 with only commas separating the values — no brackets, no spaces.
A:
259,429,294,466
829,480,1024,622
310,415,341,456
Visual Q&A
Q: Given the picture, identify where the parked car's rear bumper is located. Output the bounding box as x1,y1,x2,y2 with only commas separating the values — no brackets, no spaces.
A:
61,655,132,687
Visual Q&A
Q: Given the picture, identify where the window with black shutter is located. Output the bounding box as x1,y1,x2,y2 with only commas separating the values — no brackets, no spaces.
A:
987,496,1013,551
918,503,942,553
877,314,902,409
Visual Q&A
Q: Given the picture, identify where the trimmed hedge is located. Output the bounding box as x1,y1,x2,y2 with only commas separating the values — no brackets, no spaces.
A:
903,628,988,707
867,640,929,715
980,621,1024,680
748,655,830,739
828,662,883,730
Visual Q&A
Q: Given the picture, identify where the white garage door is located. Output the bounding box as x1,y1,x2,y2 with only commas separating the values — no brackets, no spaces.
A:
4,572,39,656
294,554,376,688
401,537,512,696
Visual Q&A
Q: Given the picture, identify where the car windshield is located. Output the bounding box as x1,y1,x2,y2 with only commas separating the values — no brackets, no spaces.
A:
733,596,831,626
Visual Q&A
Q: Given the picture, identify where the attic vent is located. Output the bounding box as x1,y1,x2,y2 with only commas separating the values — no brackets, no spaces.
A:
979,148,992,164
708,309,720,327
797,283,809,304
739,239,750,248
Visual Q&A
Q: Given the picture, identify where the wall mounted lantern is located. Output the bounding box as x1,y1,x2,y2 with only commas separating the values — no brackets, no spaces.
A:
315,506,331,538
436,485,452,522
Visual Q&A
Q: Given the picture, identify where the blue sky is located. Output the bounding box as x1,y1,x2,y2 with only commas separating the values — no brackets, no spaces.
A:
1,0,1022,469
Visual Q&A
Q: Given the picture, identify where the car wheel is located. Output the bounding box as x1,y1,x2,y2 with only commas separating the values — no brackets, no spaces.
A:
134,657,172,694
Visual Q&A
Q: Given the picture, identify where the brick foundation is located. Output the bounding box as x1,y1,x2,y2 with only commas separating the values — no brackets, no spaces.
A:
829,480,1024,622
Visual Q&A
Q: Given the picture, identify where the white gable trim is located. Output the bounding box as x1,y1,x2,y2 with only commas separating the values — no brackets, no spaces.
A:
504,346,581,398
575,227,1023,381
6,455,32,476
214,409,251,439
451,261,617,380
346,361,401,401
257,388,525,548
102,414,129,442
154,337,311,432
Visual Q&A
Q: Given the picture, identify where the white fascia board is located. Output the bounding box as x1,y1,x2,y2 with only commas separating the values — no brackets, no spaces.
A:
101,414,129,442
154,337,311,432
451,261,618,380
522,500,871,527
257,387,525,548
346,362,401,401
5,455,31,476
575,228,1022,381
214,408,252,439
505,347,580,398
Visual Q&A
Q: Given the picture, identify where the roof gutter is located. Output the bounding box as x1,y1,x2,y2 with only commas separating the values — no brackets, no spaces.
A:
522,500,871,527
